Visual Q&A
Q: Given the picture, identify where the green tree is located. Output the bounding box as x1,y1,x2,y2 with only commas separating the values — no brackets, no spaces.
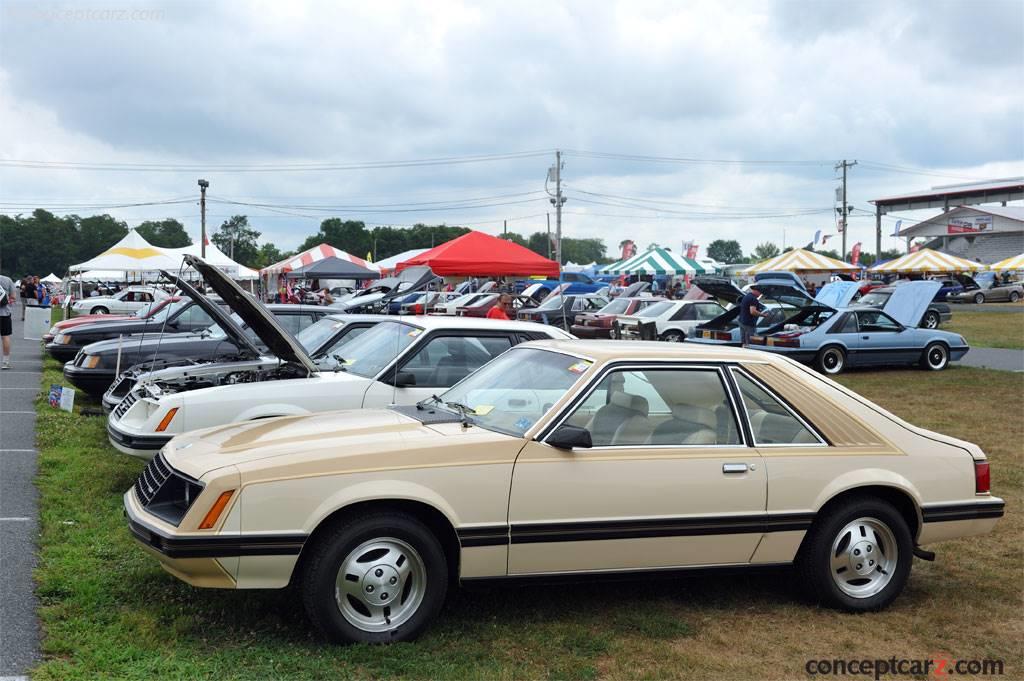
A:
211,215,261,266
706,239,745,264
497,232,528,247
857,249,902,268
751,241,781,261
527,232,555,259
136,218,191,248
251,242,288,269
77,215,129,264
560,237,607,265
298,218,371,256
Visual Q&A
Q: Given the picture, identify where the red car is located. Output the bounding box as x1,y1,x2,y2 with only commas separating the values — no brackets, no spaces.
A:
41,296,179,343
570,296,665,338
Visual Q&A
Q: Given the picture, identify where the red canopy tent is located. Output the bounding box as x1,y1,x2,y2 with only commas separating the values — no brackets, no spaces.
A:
395,230,559,277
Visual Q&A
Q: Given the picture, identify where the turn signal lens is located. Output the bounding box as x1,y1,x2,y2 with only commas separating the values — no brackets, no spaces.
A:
83,355,101,369
198,490,235,530
61,335,73,345
975,461,991,494
155,407,179,432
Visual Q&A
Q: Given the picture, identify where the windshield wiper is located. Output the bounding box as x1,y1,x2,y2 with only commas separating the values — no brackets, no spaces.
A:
331,354,348,372
417,393,444,411
444,400,476,426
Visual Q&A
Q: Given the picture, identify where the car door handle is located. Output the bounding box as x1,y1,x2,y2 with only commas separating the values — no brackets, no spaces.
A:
722,463,749,474
862,336,870,340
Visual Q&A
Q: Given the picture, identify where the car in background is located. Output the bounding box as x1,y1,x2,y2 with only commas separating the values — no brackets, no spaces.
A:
615,299,727,342
107,264,572,457
748,281,968,374
332,267,440,313
856,284,952,329
431,283,498,315
43,296,179,343
515,292,609,329
518,271,608,295
46,296,232,363
688,277,856,347
70,285,169,316
64,297,328,397
125,338,1002,643
457,283,552,318
947,272,1023,304
753,270,807,291
571,296,664,338
932,278,964,302
399,291,462,315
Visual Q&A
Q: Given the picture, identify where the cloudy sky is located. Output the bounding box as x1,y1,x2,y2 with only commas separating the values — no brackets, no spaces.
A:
1,0,1022,260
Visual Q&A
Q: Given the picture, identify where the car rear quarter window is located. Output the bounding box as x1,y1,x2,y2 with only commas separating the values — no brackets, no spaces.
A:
731,371,820,446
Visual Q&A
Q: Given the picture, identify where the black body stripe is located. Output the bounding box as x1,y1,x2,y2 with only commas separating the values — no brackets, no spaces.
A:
921,500,1005,523
457,513,815,547
129,519,307,558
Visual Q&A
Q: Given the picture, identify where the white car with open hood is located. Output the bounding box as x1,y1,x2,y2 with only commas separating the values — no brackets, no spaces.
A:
107,257,572,458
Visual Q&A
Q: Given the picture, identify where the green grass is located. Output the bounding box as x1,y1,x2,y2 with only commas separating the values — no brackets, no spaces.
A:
31,361,1024,680
946,310,1024,350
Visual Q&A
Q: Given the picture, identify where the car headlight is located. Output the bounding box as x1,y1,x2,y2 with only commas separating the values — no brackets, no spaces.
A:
61,334,73,345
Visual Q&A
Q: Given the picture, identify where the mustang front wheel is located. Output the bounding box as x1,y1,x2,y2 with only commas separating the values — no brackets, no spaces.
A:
921,342,949,371
661,330,685,342
300,512,447,644
796,497,912,611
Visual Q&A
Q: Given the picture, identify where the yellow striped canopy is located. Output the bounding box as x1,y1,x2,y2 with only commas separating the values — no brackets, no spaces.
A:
988,253,1024,272
740,248,857,274
869,248,983,274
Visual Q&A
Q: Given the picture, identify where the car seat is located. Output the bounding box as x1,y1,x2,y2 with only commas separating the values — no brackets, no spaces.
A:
646,404,717,445
586,392,649,446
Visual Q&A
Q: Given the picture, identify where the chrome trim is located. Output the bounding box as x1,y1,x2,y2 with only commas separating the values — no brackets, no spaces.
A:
728,367,828,447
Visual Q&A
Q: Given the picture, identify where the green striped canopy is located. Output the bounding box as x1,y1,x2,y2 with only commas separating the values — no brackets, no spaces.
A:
600,247,705,275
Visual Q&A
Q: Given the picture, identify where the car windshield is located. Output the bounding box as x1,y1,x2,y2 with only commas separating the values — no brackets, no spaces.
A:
296,317,345,351
535,295,567,311
327,320,421,378
147,299,189,323
132,299,170,318
597,298,630,315
436,348,590,437
858,291,890,307
636,301,674,318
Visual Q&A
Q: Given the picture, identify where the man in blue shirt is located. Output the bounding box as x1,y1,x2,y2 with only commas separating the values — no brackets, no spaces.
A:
737,287,765,347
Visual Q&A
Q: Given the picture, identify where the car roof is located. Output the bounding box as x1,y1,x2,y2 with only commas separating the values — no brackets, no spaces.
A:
376,315,573,333
323,313,393,323
262,304,326,312
518,338,783,363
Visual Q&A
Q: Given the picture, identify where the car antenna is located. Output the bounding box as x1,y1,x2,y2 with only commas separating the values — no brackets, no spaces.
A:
148,262,187,376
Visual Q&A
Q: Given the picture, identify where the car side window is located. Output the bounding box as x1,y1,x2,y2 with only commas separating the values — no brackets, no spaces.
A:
857,310,901,333
562,368,741,447
175,305,214,327
831,313,859,334
400,335,514,388
732,370,821,446
139,292,153,302
695,304,721,320
670,305,695,321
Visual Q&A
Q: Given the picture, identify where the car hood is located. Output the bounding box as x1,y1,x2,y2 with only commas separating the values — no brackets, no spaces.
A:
692,277,742,303
163,407,503,479
379,266,439,303
880,280,941,327
162,271,261,359
619,281,651,297
814,281,860,309
183,254,317,374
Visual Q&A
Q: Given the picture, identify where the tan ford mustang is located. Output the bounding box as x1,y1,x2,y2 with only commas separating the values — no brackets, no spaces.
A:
124,340,1003,643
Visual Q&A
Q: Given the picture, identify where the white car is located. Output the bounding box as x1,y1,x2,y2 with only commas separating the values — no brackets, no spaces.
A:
107,256,572,459
615,299,726,341
431,282,498,315
72,286,169,316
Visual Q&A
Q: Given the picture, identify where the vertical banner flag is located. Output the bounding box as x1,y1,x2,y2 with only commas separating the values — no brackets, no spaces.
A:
851,242,862,266
813,229,822,245
891,220,902,237
685,242,699,260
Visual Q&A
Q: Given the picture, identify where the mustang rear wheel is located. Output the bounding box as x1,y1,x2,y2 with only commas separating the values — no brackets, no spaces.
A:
922,311,940,329
91,306,109,315
1010,291,1020,303
660,330,685,342
814,346,846,375
300,512,447,644
921,342,949,371
973,292,985,304
796,497,912,612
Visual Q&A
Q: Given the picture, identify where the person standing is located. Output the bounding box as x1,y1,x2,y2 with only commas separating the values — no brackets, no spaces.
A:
0,273,16,369
738,286,765,347
486,293,513,320
19,276,35,321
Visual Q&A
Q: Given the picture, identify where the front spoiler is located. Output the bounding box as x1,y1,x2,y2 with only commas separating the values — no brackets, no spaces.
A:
107,421,170,459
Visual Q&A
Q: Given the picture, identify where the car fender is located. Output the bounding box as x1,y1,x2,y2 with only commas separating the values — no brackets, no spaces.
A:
301,478,462,535
232,403,314,422
811,469,924,524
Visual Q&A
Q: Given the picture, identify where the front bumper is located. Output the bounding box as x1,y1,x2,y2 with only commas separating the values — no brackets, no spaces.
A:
107,421,170,459
63,364,116,397
569,324,611,339
45,342,80,362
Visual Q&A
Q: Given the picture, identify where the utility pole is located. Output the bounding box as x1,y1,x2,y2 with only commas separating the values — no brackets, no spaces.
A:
546,213,551,259
503,219,507,236
547,151,566,266
198,179,209,258
835,160,856,260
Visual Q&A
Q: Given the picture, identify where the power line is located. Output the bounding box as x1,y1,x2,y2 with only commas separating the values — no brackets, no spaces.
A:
563,149,833,166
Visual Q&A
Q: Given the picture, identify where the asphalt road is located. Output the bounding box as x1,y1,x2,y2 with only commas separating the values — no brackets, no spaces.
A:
960,347,1024,372
0,313,41,678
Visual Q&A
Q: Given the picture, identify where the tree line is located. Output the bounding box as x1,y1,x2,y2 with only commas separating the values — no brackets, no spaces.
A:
0,209,611,278
705,238,903,268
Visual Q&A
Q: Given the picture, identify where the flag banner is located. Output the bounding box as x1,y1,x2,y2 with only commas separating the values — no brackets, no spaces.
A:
891,219,903,237
685,243,699,260
813,229,821,245
821,234,832,244
851,242,862,266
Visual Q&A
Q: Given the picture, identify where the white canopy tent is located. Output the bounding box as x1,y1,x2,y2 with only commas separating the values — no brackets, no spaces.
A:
40,273,62,284
374,248,429,274
69,229,182,274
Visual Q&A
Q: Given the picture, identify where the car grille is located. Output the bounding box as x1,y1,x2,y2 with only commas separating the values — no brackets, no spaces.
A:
134,451,173,507
73,350,86,366
113,390,138,420
108,375,136,400
132,452,203,526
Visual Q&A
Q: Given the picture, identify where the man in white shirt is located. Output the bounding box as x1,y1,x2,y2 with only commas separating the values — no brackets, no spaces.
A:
0,274,16,369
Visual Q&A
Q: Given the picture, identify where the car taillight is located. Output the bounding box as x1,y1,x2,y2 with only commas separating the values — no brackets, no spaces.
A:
413,304,424,315
975,461,990,494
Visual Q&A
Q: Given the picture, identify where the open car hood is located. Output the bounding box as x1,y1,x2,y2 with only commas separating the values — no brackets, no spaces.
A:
692,276,743,303
954,273,980,291
160,272,261,358
379,266,440,303
880,280,941,327
182,255,318,374
620,281,651,297
814,281,860,309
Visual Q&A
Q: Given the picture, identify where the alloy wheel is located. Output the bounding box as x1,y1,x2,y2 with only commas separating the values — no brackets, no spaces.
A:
829,517,899,599
334,537,427,633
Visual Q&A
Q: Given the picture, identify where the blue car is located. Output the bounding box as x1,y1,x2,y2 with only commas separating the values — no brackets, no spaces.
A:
517,271,609,295
688,276,848,347
747,281,969,374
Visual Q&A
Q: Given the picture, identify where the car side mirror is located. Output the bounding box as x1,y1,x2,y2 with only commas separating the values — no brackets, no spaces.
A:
392,371,416,387
546,424,592,450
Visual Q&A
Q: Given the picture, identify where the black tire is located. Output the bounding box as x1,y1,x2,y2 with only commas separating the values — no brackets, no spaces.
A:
91,306,109,315
921,310,940,329
796,497,913,612
973,292,985,304
660,330,685,343
921,342,949,371
814,345,846,375
1010,291,1020,303
300,511,448,644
